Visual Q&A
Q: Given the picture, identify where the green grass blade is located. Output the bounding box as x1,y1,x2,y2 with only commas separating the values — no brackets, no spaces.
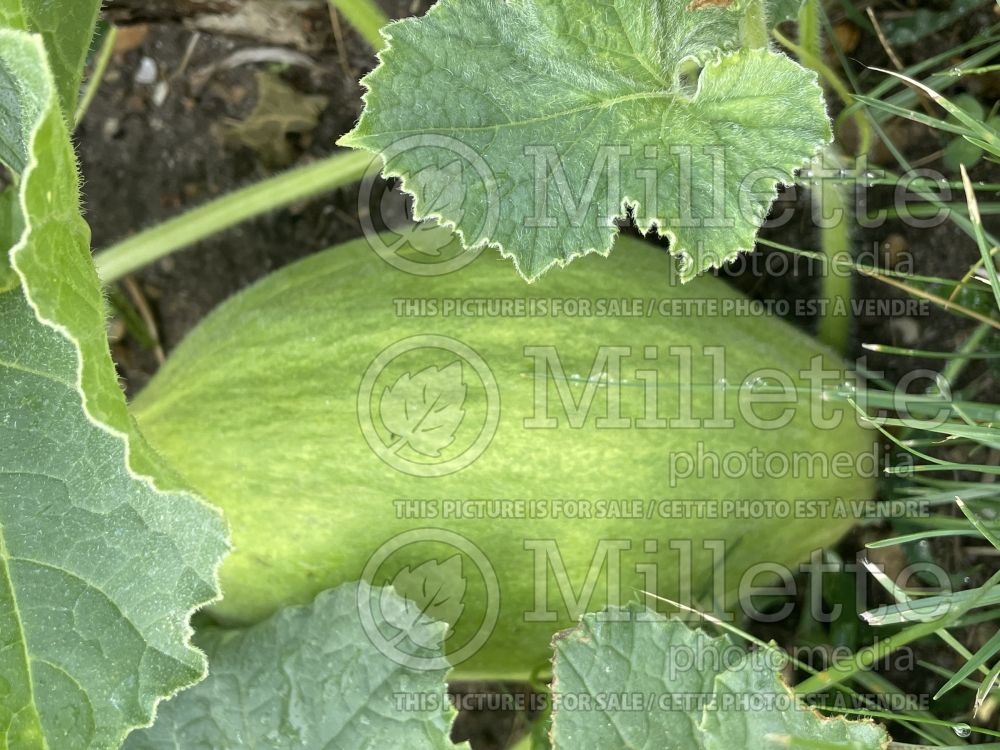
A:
935,629,1000,700
955,497,1000,552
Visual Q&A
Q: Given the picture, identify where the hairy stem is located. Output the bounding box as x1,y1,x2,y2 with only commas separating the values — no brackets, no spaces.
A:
739,0,770,49
797,0,853,355
813,150,853,355
94,150,371,283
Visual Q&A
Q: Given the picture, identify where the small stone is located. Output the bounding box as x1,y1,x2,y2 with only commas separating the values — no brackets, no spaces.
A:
152,81,169,107
134,56,158,85
101,117,120,141
888,317,920,346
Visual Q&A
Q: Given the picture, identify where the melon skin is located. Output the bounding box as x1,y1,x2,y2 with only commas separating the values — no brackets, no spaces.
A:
133,234,874,678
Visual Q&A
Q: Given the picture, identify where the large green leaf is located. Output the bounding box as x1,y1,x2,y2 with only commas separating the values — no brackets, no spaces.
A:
124,583,469,749
0,30,228,750
550,605,889,749
340,0,831,281
0,0,102,114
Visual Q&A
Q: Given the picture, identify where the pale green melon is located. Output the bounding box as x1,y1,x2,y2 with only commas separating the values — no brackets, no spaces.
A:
133,233,875,677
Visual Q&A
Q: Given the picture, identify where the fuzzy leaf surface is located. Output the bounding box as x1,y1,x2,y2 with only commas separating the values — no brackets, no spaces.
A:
341,0,831,281
0,0,101,114
387,557,467,644
550,605,889,749
123,583,468,750
0,30,227,750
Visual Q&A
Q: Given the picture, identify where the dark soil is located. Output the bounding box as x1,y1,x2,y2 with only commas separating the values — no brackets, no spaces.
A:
82,0,435,392
78,1,999,747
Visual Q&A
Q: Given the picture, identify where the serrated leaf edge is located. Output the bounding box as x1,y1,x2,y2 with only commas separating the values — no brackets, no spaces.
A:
2,29,229,746
700,648,892,750
339,5,831,284
549,611,889,750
